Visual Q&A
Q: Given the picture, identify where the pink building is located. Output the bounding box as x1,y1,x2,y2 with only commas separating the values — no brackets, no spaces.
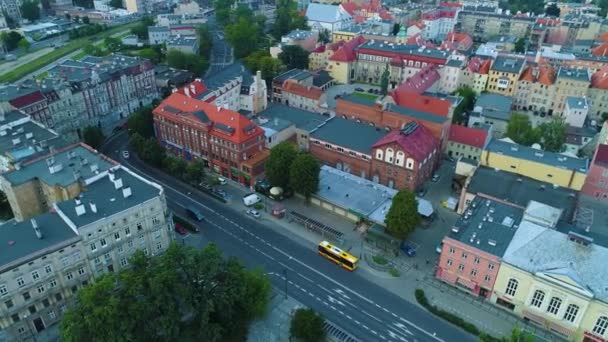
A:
436,195,524,298
581,144,608,199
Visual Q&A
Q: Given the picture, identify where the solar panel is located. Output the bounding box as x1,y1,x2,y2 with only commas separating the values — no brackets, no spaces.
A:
401,121,419,136
164,106,181,114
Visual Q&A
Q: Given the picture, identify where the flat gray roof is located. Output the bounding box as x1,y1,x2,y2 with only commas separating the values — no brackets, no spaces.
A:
55,166,161,228
449,196,524,256
258,104,328,132
2,144,116,186
485,139,589,173
0,121,60,157
0,212,77,268
311,117,387,154
468,166,577,222
474,93,513,121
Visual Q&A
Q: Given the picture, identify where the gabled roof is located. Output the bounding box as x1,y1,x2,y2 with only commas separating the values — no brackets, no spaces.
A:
392,64,440,95
282,80,323,100
598,32,608,42
372,122,438,161
175,80,208,98
591,42,608,57
310,117,388,153
478,58,492,74
449,124,488,149
329,35,366,62
306,3,349,23
392,93,451,117
340,2,359,15
591,65,608,89
154,93,263,143
441,32,473,51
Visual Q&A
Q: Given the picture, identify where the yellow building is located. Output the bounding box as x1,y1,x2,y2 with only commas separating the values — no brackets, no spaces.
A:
480,139,588,190
552,67,591,116
332,30,356,42
492,220,608,342
0,143,116,221
486,55,526,97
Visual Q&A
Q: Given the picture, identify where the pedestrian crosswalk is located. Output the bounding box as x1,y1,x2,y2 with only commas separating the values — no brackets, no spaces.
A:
324,321,360,342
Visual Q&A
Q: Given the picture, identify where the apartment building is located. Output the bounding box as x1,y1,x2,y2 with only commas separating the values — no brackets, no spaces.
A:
420,5,459,41
153,93,266,186
281,80,325,113
459,57,492,94
0,163,172,342
0,0,22,24
564,97,589,128
552,67,591,116
514,64,556,115
457,10,534,42
148,26,170,45
271,69,313,103
480,139,589,190
588,66,608,121
485,56,526,97
581,144,608,199
167,35,199,55
326,36,366,84
0,143,116,221
0,82,54,129
447,124,490,161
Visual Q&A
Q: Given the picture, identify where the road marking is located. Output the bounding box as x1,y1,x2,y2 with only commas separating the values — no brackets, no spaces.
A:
371,330,378,335
345,315,351,319
362,325,369,330
362,310,382,323
122,157,448,342
330,306,337,310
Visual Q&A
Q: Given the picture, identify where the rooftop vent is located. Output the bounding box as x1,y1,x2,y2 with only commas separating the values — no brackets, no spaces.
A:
122,185,132,198
49,163,63,174
488,239,497,246
113,177,123,189
89,201,97,213
568,231,593,246
75,202,86,216
31,218,42,239
451,226,460,233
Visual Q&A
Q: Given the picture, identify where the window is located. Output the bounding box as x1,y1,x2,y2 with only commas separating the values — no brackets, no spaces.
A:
104,253,111,261
154,229,161,239
100,238,107,248
152,217,160,225
484,275,491,282
563,304,579,323
120,258,128,267
49,310,56,319
385,148,394,163
23,291,31,300
473,257,480,264
118,245,124,254
0,284,7,296
44,265,52,274
156,242,163,250
73,251,80,261
375,149,383,160
505,279,518,296
144,248,149,256
470,269,478,277
449,247,455,255
547,297,562,315
395,151,405,166
458,264,465,272
114,232,121,240
446,259,453,266
17,277,25,287
593,316,608,336
12,314,19,323
488,263,495,270
55,293,63,301
29,305,37,314
128,240,134,248
62,256,70,266
5,299,13,308
406,158,414,170
66,271,73,280
461,252,468,259
77,266,86,276
530,290,545,308
49,279,57,288
37,284,45,293
125,227,131,236
139,235,145,246
90,243,97,252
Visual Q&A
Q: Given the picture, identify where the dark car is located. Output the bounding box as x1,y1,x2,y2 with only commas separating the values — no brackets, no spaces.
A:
367,88,375,93
186,206,204,222
174,223,188,235
400,243,416,257
354,87,365,92
417,187,427,197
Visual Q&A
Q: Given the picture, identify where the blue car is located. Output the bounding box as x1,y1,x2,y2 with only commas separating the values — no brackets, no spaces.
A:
400,243,416,257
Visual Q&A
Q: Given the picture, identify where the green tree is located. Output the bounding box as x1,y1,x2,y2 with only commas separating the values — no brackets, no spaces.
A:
109,0,122,8
140,138,165,167
64,13,70,20
318,29,330,44
385,189,420,240
244,51,283,88
127,105,155,138
137,47,163,63
18,38,30,52
61,244,271,341
392,23,401,35
185,160,206,185
601,0,608,17
82,126,105,149
196,24,213,58
82,16,90,24
278,45,310,69
0,190,14,220
545,3,560,16
506,113,537,146
272,0,308,40
453,85,476,124
20,0,40,21
104,36,122,52
226,17,261,58
289,153,319,200
163,155,187,178
214,0,235,26
290,308,326,342
265,141,297,189
514,38,526,53
1,31,24,51
380,64,390,95
166,49,208,75
83,43,104,56
537,118,566,152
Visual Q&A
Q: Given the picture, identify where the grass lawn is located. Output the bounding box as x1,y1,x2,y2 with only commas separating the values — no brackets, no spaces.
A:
352,91,378,101
0,22,138,83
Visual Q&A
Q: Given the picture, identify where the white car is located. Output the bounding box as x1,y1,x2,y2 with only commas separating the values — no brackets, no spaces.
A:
217,177,227,185
247,209,261,218
122,151,130,159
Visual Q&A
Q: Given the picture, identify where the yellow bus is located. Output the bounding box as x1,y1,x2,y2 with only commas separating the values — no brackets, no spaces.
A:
318,241,359,271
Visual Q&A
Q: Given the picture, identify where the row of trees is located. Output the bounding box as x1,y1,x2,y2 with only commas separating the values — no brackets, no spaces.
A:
265,142,320,200
506,113,567,152
68,23,106,39
60,244,271,341
0,31,28,52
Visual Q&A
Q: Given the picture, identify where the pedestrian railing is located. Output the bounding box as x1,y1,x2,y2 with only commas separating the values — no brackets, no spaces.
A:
289,211,344,242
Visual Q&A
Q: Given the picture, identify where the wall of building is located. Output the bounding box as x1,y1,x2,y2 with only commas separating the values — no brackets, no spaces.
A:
581,160,608,199
328,60,351,84
447,142,483,161
486,70,519,97
370,142,437,190
309,141,371,180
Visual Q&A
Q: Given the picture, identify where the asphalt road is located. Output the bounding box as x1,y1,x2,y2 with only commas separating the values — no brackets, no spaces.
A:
103,132,475,342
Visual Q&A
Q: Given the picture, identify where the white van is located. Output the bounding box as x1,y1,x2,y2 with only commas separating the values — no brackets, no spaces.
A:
217,177,227,185
242,193,261,206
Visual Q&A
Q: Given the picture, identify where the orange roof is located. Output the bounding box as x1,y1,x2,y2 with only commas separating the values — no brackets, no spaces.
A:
477,59,492,74
519,66,535,82
598,32,608,42
592,42,608,57
449,124,488,149
341,2,359,15
591,65,608,90
537,65,555,85
329,35,366,62
282,79,323,100
154,93,264,144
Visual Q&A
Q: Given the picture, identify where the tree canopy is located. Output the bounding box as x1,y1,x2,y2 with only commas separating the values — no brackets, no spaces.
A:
385,189,420,240
18,38,30,52
506,113,538,146
502,0,544,15
131,16,155,40
0,31,24,51
278,45,310,70
272,0,308,40
453,85,476,124
265,141,297,189
20,0,40,21
60,243,271,342
82,126,105,149
506,114,566,152
514,38,526,53
226,16,262,58
380,64,390,95
244,50,283,87
196,24,213,59
127,105,155,139
290,308,326,342
318,29,330,44
166,49,209,75
289,153,320,199
545,3,560,16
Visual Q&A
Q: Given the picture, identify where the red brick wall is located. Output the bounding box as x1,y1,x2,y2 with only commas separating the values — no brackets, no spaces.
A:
309,142,371,178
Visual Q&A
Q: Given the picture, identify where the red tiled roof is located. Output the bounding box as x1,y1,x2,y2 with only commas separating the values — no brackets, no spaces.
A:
448,124,488,149
439,1,462,8
595,144,608,166
9,91,46,108
372,123,439,162
599,32,608,42
536,18,560,26
282,79,323,100
394,93,451,117
537,65,555,85
341,2,359,15
329,35,366,62
392,64,440,95
421,8,456,20
175,80,207,98
477,59,492,74
154,93,263,144
354,15,365,23
441,32,473,51
379,10,393,20
592,42,608,57
312,44,326,53
519,66,535,82
591,65,608,89
409,21,426,29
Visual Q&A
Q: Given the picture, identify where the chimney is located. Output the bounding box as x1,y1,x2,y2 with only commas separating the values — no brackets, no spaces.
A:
75,202,86,216
108,169,115,181
89,201,97,213
73,170,80,181
31,219,42,239
122,185,132,198
113,177,123,189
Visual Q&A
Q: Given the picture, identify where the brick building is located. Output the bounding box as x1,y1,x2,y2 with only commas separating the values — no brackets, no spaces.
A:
153,93,266,186
581,144,608,199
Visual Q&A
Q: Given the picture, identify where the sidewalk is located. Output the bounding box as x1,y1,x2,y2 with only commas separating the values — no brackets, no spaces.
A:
218,178,564,341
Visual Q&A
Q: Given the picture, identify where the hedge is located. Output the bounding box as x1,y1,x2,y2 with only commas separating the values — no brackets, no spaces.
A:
414,289,481,336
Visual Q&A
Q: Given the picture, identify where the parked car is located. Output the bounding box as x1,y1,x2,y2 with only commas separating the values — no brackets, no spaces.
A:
367,88,375,93
213,188,228,197
417,187,427,197
186,206,204,223
354,87,364,92
217,177,227,185
174,223,188,235
400,243,416,257
247,209,261,218
435,242,444,254
431,174,440,182
122,151,130,159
